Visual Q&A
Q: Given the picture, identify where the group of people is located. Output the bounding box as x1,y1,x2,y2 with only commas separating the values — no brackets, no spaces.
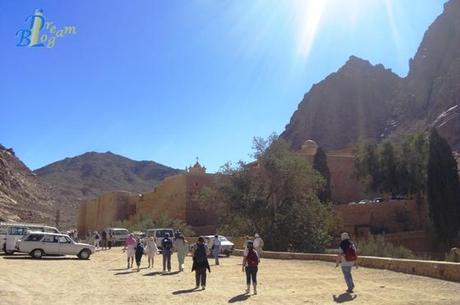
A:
90,230,113,250
121,232,263,294
124,232,189,272
119,230,357,295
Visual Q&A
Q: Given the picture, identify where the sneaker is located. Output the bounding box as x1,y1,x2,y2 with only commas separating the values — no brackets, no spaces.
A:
254,290,257,295
202,286,206,290
346,289,354,293
245,288,250,294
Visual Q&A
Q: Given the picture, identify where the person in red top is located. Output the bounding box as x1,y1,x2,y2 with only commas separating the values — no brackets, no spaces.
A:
242,240,260,295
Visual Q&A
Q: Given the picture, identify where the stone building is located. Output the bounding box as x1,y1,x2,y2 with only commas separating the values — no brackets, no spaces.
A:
295,140,365,203
77,161,218,236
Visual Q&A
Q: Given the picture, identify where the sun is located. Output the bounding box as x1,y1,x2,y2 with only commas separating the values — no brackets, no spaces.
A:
290,0,398,59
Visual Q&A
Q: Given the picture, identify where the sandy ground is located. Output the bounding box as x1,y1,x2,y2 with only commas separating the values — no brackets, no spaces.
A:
1,249,459,305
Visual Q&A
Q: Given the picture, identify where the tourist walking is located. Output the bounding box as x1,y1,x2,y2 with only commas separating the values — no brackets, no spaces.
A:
134,238,145,272
145,236,158,268
192,236,210,290
161,233,173,273
94,231,101,249
101,230,107,250
335,232,358,293
125,233,136,269
253,233,264,258
211,234,221,265
107,231,113,250
174,234,188,272
242,240,260,295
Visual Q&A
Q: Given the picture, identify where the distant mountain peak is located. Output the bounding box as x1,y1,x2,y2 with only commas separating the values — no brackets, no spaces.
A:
282,0,460,151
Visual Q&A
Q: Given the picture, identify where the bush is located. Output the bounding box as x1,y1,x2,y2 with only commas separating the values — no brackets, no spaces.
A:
356,235,416,259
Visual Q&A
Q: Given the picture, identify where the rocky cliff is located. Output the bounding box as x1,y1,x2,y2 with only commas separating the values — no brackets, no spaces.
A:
282,0,460,151
282,56,401,150
0,145,56,224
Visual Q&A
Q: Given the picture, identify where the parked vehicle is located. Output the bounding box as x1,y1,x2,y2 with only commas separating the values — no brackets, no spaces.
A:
358,199,370,204
132,231,146,241
373,197,384,203
106,228,130,246
1,222,60,255
16,232,95,259
146,228,174,249
204,235,234,257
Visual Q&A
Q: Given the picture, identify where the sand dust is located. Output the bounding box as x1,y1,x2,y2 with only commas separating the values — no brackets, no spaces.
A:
0,249,459,305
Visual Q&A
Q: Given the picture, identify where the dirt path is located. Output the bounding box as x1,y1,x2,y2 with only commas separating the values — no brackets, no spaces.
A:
0,249,459,305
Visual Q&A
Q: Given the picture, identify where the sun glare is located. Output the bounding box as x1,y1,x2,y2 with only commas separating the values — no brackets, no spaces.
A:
291,0,399,60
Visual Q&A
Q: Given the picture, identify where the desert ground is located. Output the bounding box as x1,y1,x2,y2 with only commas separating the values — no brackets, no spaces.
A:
1,249,459,305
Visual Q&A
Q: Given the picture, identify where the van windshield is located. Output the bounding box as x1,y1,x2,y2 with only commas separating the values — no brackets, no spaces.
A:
113,230,129,235
155,230,173,238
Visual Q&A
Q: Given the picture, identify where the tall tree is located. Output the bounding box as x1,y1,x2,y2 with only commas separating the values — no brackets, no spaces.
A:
313,147,331,202
203,136,335,252
427,129,460,246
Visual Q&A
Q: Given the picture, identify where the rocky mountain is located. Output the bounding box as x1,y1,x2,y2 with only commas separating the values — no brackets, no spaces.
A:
34,151,181,224
282,0,460,152
0,145,56,224
282,56,401,150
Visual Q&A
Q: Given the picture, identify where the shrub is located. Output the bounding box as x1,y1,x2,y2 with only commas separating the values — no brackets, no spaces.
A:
356,235,416,259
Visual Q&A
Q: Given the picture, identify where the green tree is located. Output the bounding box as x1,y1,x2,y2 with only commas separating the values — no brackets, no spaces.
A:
379,141,397,194
313,147,331,202
427,129,460,246
204,135,334,252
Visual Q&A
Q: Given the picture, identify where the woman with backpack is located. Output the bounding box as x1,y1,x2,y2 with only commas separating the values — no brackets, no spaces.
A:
335,232,358,293
134,238,145,272
192,236,210,290
242,240,259,295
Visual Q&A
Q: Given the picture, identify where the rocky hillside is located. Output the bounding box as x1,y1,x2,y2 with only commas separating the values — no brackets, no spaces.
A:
0,145,55,224
282,0,460,151
34,151,181,224
282,56,401,150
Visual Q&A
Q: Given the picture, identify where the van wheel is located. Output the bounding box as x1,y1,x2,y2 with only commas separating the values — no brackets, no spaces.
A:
78,249,91,260
31,249,43,259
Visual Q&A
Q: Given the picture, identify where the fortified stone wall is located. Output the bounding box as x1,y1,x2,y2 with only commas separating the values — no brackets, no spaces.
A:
77,191,135,234
334,200,428,236
77,162,218,235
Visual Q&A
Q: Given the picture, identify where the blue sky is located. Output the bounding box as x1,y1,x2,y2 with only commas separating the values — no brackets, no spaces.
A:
0,0,445,172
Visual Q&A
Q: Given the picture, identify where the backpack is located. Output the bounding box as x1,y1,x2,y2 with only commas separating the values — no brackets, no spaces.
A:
246,250,259,267
195,244,207,263
345,246,357,262
163,238,172,251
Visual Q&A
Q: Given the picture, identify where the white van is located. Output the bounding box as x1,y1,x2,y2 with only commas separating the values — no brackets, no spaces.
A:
146,228,174,249
106,228,130,246
0,222,60,255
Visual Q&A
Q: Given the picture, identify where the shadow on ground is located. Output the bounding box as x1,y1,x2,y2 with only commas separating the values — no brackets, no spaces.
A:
143,271,163,276
114,270,139,275
172,288,201,295
3,256,80,261
161,271,180,276
333,293,357,303
228,293,251,303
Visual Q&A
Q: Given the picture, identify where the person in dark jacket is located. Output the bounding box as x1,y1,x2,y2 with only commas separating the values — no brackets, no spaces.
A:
134,238,145,272
192,236,210,290
161,233,173,273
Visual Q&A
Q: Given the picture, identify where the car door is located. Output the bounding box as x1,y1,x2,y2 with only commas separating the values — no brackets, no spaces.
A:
41,235,60,255
57,236,73,255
